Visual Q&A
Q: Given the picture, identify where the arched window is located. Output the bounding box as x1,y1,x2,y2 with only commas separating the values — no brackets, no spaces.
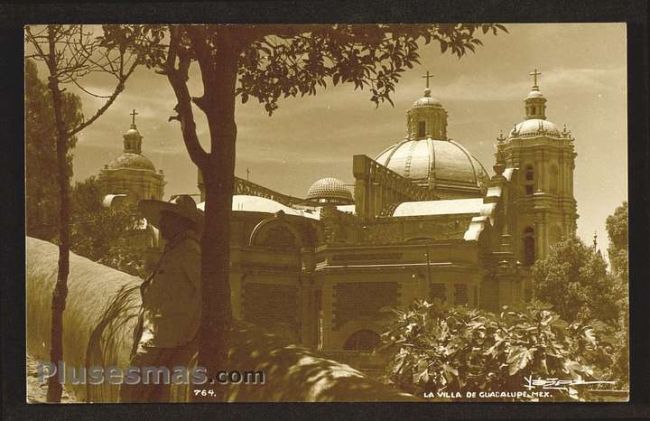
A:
523,226,535,266
525,165,534,181
418,121,426,138
343,329,381,351
251,221,302,250
524,165,535,196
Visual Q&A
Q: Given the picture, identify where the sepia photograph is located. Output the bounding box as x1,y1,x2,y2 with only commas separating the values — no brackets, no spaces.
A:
23,22,630,404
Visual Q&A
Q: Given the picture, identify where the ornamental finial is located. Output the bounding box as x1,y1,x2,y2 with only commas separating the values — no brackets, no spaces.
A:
493,148,506,176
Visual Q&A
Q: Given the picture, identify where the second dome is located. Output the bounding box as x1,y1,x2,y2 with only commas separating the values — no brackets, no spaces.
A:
375,138,489,195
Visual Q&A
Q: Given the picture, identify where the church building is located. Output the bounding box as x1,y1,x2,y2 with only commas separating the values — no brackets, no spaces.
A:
98,110,166,267
110,71,578,366
98,109,166,206
197,70,577,360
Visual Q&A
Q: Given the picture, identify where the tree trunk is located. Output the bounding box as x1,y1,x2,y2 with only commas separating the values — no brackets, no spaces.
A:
46,27,71,403
195,42,239,400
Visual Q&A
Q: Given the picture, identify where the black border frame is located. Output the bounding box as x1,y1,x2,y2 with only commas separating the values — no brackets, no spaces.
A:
2,1,648,420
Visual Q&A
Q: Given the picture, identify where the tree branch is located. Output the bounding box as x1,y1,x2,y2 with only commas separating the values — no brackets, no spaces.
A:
67,58,138,136
164,25,209,168
68,76,112,98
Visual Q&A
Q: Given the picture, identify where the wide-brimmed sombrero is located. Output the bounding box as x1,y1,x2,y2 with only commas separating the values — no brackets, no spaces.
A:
139,194,204,229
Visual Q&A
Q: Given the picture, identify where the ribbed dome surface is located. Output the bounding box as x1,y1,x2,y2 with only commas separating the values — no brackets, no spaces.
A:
107,153,156,171
412,88,442,107
306,177,353,203
375,138,489,189
509,119,561,138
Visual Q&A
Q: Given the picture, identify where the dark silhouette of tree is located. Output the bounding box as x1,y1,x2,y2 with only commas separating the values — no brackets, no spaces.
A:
104,23,507,400
25,60,82,242
24,25,159,402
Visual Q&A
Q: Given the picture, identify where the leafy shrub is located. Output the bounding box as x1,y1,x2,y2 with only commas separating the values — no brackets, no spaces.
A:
381,300,613,400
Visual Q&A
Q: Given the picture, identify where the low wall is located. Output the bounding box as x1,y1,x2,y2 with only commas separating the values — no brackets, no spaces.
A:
25,237,416,402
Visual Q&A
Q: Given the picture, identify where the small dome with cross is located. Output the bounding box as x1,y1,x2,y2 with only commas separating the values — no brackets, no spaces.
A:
105,109,158,171
506,69,569,141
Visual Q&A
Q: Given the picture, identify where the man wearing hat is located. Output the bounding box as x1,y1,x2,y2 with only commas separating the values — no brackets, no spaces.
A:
119,194,203,402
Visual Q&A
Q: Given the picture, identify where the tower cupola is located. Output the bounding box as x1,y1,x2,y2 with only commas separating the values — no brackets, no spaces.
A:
524,68,547,120
123,109,143,154
406,71,448,140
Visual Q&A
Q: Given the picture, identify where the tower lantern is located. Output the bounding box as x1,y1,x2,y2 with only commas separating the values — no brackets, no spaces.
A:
123,109,143,154
524,68,547,120
406,70,448,140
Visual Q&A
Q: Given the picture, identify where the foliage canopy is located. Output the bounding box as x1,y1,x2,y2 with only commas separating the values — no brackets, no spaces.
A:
532,236,622,324
382,300,618,400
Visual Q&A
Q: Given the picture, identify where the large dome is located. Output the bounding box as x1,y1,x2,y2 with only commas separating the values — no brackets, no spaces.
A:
306,177,353,204
107,153,156,171
375,138,489,190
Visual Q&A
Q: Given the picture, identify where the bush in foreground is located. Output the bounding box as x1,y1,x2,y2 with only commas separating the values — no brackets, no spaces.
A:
381,300,615,400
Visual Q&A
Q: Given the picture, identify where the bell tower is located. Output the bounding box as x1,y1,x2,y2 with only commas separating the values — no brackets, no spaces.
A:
497,70,578,266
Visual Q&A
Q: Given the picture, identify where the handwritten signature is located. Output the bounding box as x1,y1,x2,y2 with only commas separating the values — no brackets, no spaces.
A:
523,375,615,391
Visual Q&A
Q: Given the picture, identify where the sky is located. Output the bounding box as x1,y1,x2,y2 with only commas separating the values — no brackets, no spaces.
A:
46,23,626,250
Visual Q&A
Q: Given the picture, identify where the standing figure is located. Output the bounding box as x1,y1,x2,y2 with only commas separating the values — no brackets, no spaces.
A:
119,195,203,402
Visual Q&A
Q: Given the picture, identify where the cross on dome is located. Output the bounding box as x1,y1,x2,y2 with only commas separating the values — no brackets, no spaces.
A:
529,68,542,90
130,109,139,128
422,70,434,89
